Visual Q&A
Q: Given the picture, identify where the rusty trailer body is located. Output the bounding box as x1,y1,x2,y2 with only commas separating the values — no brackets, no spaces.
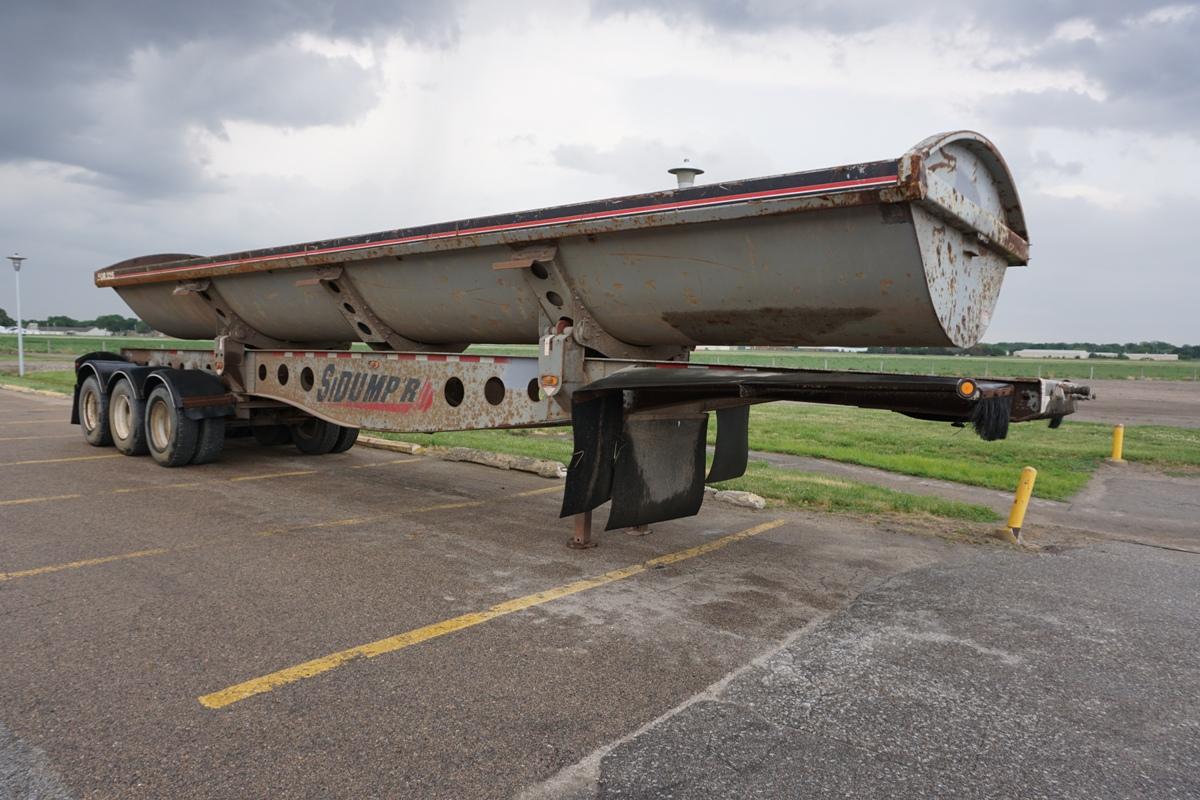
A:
75,131,1088,542
97,131,1027,353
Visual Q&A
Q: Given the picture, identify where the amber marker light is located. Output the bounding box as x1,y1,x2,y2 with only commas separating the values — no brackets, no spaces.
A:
956,379,978,399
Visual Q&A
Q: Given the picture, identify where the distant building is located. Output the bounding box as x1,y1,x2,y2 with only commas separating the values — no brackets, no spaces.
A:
792,346,869,353
1126,353,1179,361
28,326,112,337
1091,352,1120,358
1012,349,1089,359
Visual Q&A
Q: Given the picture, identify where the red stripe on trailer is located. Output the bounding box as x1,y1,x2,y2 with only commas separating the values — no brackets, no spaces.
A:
103,175,898,282
425,354,447,362
458,355,480,362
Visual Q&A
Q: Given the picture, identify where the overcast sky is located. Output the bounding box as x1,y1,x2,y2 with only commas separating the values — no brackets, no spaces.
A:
1,0,1196,344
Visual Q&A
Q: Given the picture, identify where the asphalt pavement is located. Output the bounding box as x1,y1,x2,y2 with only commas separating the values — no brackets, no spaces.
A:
0,388,956,798
3,387,1197,799
528,541,1200,799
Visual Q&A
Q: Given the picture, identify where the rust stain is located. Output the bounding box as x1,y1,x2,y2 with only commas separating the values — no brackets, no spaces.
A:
661,306,880,346
879,278,893,296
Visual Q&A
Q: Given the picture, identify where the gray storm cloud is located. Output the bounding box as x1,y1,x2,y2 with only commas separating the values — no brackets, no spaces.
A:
593,1,1200,135
0,1,459,196
1,1,1196,342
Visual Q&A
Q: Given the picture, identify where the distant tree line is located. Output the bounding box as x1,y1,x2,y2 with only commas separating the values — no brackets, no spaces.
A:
2,310,153,334
868,342,1200,359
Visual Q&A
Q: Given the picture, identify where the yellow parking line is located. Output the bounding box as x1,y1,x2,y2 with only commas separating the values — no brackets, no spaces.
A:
256,499,486,537
255,485,561,537
347,458,421,469
0,457,421,507
0,454,122,467
0,493,82,507
0,547,171,583
0,434,78,441
198,519,787,709
229,470,319,482
112,482,207,494
514,485,562,498
410,500,484,512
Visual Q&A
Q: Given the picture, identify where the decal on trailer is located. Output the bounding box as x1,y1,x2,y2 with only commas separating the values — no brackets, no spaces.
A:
315,365,434,413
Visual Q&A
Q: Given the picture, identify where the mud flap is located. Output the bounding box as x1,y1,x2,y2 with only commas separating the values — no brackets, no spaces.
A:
606,416,708,530
560,393,624,517
706,406,750,483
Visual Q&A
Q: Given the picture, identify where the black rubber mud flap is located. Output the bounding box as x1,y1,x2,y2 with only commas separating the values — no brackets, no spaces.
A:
970,395,1011,441
706,405,750,483
561,393,624,517
605,416,708,530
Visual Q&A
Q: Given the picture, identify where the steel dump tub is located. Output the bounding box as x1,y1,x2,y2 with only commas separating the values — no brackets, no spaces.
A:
98,131,1028,349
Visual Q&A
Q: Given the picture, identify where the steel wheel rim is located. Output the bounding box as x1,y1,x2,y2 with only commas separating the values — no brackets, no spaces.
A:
149,400,172,451
82,390,99,432
112,394,132,440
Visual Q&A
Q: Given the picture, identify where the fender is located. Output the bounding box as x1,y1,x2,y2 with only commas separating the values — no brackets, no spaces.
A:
72,352,130,425
104,365,165,398
143,368,235,420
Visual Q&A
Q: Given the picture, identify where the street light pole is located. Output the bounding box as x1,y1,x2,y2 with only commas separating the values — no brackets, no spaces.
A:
7,254,27,377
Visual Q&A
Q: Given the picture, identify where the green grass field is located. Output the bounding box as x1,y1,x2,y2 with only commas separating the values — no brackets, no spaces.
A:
369,429,999,522
690,349,1199,382
374,403,1199,504
3,336,1197,381
0,370,77,393
734,403,1199,501
6,363,1195,510
0,334,209,356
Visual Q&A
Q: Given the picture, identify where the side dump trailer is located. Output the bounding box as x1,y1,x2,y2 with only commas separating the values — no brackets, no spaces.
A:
76,131,1088,544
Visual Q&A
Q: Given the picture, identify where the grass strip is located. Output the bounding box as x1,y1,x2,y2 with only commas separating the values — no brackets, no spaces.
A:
713,461,999,522
736,403,1200,501
0,370,75,394
14,368,1192,504
367,429,999,522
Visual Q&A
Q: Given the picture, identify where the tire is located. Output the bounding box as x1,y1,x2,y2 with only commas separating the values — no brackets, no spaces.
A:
145,386,200,467
109,380,148,456
330,426,359,454
289,418,339,455
77,374,112,447
190,416,227,465
252,425,291,446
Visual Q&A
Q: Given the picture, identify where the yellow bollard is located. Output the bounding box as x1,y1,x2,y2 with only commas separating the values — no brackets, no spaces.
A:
1107,424,1126,463
1005,466,1038,542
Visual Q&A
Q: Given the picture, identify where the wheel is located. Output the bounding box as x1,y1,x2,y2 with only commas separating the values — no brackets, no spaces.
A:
289,418,339,455
145,386,200,467
77,374,112,447
252,424,291,446
190,416,227,465
330,426,359,454
109,379,148,456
